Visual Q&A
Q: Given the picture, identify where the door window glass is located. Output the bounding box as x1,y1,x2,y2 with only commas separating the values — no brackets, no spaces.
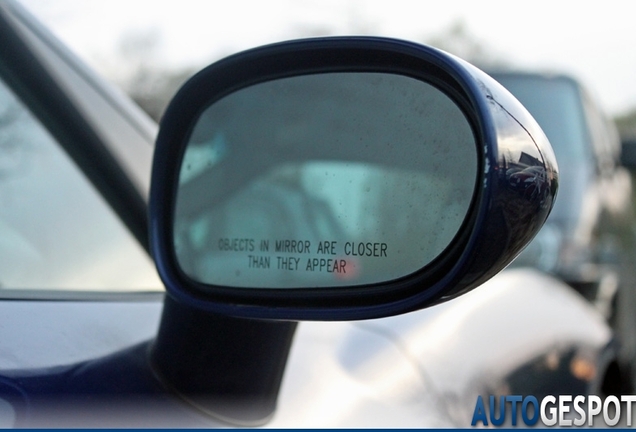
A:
0,77,161,291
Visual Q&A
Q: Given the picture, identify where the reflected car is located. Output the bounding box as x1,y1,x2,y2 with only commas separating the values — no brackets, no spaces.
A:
0,1,626,427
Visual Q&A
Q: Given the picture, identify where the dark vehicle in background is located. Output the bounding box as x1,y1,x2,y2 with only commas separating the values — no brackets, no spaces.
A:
492,72,636,392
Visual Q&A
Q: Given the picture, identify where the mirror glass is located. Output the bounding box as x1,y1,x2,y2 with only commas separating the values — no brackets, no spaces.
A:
174,72,477,289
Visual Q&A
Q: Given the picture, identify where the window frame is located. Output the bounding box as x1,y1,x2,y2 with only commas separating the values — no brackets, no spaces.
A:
0,4,150,252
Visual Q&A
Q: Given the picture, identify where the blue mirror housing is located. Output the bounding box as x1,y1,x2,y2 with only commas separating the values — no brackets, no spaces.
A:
149,37,558,321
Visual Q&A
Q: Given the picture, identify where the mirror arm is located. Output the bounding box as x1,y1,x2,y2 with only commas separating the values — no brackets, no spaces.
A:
150,295,297,426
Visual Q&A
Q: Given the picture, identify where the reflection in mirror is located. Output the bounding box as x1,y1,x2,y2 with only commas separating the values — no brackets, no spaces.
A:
174,72,478,289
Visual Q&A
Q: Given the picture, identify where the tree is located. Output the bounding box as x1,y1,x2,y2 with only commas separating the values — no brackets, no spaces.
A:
106,29,196,122
108,21,510,121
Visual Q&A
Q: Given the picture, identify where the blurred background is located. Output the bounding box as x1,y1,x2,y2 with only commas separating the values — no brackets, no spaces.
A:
16,0,636,140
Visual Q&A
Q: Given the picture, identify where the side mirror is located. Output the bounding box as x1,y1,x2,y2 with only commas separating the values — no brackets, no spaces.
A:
149,37,558,321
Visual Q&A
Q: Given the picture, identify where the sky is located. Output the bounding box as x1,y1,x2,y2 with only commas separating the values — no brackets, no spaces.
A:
18,0,636,116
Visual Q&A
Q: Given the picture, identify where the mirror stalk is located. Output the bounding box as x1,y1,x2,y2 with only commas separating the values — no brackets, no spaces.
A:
151,295,297,426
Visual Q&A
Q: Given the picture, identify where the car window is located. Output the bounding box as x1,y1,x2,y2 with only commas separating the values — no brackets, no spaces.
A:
492,75,591,165
0,76,161,292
